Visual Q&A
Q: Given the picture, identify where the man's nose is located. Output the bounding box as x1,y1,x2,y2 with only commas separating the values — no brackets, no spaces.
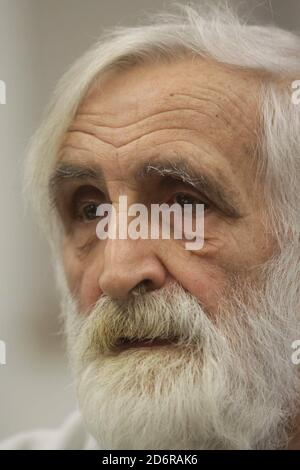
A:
98,238,167,300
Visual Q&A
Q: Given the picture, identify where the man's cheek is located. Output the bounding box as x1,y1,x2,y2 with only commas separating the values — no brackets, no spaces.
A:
62,245,87,312
157,241,230,311
78,266,104,313
62,245,80,294
178,266,228,312
62,237,104,313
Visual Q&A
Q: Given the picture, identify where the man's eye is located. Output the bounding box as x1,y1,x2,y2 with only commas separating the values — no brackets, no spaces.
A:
172,193,210,211
76,202,99,222
70,185,105,223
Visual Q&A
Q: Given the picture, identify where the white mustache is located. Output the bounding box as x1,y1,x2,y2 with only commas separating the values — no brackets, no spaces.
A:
69,282,217,357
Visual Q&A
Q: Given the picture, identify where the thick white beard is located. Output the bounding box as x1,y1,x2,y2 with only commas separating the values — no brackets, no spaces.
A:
60,245,300,450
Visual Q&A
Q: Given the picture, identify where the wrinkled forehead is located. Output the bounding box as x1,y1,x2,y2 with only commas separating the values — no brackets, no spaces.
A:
72,57,263,162
58,57,265,195
79,55,263,124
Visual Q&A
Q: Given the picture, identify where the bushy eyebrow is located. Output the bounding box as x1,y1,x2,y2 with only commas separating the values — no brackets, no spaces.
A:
49,158,242,219
49,162,103,184
49,162,106,206
136,158,242,219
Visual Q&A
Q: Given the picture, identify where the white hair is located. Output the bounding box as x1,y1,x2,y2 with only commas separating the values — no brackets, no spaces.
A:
23,2,300,250
23,3,300,449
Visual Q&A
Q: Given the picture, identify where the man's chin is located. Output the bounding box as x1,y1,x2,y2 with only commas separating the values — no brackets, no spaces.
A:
73,346,286,450
75,351,212,450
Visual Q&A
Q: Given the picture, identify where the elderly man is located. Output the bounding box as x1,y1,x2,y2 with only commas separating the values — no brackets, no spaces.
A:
1,4,300,450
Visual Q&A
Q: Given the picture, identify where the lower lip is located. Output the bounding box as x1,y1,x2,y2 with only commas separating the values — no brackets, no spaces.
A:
116,339,173,351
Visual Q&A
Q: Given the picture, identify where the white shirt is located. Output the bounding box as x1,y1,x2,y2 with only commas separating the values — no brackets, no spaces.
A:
0,410,99,450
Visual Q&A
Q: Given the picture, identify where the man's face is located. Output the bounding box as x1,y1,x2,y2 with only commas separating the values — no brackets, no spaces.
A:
54,56,275,313
50,57,300,449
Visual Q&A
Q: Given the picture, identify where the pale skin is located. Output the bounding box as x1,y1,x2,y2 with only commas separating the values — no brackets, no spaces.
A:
51,56,299,447
55,56,275,311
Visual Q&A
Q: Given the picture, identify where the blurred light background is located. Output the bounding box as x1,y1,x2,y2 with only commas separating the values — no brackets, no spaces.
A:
0,0,299,440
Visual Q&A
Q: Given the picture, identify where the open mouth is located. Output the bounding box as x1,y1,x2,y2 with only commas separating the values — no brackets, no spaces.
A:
115,337,177,351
